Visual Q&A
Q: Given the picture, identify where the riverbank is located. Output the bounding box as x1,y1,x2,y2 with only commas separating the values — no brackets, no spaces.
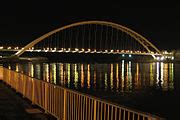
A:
0,57,48,63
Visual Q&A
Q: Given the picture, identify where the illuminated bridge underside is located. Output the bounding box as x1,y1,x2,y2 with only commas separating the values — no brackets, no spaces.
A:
15,21,162,58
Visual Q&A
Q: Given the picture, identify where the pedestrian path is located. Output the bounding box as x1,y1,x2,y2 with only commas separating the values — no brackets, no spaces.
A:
0,81,56,120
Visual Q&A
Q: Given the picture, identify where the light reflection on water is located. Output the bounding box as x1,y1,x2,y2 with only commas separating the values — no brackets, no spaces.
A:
8,61,174,92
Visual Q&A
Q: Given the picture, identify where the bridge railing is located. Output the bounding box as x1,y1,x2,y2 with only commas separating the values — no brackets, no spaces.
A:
0,66,165,120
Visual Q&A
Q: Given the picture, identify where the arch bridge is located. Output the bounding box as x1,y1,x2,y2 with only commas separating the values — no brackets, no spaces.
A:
14,21,163,60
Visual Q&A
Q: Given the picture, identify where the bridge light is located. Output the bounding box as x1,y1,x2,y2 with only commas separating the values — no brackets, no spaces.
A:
105,50,108,53
0,46,3,49
129,54,132,57
122,54,125,57
171,57,174,60
160,56,164,61
47,47,49,50
75,48,79,51
54,47,57,50
163,51,168,54
7,47,11,49
110,50,114,52
156,57,160,60
88,49,91,52
81,48,84,51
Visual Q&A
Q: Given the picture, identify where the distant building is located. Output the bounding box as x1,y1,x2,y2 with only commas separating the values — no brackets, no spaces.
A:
161,50,174,61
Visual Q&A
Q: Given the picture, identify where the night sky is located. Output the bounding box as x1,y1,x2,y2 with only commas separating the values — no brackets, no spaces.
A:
0,1,180,50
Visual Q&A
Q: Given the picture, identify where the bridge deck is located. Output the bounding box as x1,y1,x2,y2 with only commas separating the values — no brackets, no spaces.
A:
0,81,56,120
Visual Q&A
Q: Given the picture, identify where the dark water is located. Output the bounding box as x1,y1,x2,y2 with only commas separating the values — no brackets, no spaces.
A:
4,61,180,119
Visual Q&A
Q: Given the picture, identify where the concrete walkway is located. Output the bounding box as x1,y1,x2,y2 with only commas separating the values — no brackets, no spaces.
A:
0,81,56,120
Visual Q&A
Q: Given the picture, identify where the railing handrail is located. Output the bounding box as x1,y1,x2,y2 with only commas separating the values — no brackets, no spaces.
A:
0,66,165,120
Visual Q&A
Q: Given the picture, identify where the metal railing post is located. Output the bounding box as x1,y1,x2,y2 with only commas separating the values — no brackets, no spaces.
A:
32,80,35,104
63,89,67,120
45,83,48,113
93,100,97,120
